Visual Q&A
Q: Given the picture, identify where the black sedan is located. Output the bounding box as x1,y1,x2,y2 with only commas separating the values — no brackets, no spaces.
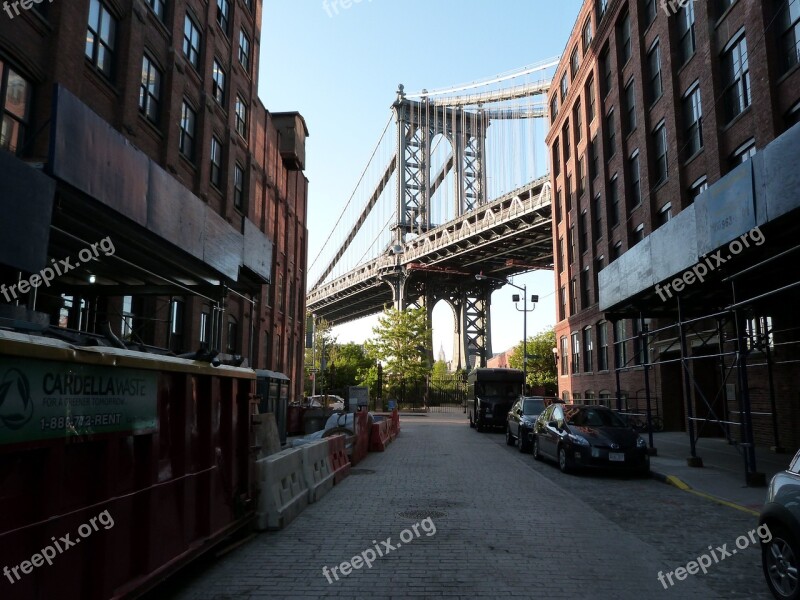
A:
759,449,800,600
506,396,559,453
532,404,649,475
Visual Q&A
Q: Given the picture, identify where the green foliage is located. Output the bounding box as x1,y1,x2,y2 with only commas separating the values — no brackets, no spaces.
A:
507,328,558,392
365,307,432,384
328,342,374,391
431,360,450,378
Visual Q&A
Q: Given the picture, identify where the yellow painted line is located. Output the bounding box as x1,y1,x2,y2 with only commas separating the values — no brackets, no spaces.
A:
661,475,760,517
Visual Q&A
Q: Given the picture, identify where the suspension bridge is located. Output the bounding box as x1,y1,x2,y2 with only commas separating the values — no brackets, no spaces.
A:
307,60,558,370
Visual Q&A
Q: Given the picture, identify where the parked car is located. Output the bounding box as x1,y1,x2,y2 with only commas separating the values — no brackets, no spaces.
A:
506,396,560,453
467,368,524,432
531,404,649,475
759,449,800,600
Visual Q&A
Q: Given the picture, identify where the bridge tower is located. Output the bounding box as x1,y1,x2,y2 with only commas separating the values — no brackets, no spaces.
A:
388,86,494,370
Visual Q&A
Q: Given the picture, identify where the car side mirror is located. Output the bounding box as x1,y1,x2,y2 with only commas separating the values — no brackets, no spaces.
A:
548,420,558,429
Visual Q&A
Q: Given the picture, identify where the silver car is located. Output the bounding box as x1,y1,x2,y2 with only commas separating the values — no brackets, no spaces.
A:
759,449,800,600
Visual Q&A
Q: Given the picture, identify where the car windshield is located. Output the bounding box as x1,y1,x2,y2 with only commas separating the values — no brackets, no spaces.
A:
522,399,545,415
568,407,628,428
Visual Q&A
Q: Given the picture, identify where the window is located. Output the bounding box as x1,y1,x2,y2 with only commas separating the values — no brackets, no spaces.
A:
629,152,641,207
644,0,656,28
683,84,703,158
632,223,645,245
566,173,573,211
559,286,567,322
570,278,578,316
183,15,201,70
593,195,602,242
561,72,569,100
239,30,251,71
589,135,599,180
746,316,775,350
170,298,185,352
556,189,562,223
85,0,117,78
731,138,756,165
609,176,619,227
653,122,668,185
147,0,165,20
647,41,663,104
578,156,586,196
121,296,134,340
583,327,593,373
624,79,636,133
778,0,800,74
553,140,561,176
562,121,571,161
570,46,580,78
557,236,564,272
619,12,632,64
560,336,569,375
568,225,575,264
594,256,604,302
217,0,230,34
601,46,612,97
579,211,588,254
550,94,559,124
0,63,31,154
677,0,697,65
581,266,591,308
606,109,616,158
583,16,593,51
689,176,708,203
574,100,583,142
598,0,608,19
657,202,672,227
598,321,609,371
226,317,238,354
786,101,800,130
210,136,222,187
611,240,622,261
717,0,737,18
614,320,627,367
722,32,751,122
586,76,596,122
212,59,226,105
572,332,581,373
632,319,647,366
234,163,245,210
235,96,248,138
278,274,285,312
179,101,196,161
139,55,161,124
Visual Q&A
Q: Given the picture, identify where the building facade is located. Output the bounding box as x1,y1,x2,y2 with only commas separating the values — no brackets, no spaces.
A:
547,0,800,453
0,0,308,398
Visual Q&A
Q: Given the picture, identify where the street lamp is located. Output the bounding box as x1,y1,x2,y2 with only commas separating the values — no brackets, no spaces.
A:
475,273,538,388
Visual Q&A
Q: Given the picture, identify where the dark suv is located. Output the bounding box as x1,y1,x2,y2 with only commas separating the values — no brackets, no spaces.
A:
759,449,800,600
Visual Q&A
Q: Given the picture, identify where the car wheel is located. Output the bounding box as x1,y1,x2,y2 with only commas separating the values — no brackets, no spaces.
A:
532,436,541,461
518,428,528,453
505,426,515,446
762,524,799,600
476,417,484,433
558,446,571,474
469,412,475,428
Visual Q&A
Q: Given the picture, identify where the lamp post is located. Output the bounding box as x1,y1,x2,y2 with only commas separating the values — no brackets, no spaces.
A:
475,273,538,389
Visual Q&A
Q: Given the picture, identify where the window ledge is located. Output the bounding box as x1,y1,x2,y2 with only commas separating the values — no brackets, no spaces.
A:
777,62,800,86
720,105,752,133
681,147,704,168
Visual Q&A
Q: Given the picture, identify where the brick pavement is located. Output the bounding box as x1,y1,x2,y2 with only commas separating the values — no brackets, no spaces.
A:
159,413,771,599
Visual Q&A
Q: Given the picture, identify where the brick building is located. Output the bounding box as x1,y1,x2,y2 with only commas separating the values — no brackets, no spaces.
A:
547,0,800,457
0,0,308,398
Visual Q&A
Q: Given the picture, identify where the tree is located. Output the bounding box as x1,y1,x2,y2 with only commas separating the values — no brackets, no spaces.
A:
303,315,336,395
365,307,432,384
507,328,557,393
328,342,373,391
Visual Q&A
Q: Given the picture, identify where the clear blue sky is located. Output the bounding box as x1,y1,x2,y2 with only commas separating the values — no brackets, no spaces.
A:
260,0,584,359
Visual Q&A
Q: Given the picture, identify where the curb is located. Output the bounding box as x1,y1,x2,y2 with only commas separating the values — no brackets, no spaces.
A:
650,469,761,517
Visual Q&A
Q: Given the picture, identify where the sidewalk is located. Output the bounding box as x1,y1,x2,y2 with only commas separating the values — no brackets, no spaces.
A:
648,432,796,514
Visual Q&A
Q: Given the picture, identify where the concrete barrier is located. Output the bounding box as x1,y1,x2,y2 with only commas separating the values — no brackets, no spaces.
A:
255,448,309,531
369,419,391,452
302,440,335,503
327,434,351,484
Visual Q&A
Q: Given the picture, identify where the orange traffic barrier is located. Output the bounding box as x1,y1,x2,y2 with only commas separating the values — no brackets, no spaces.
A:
369,419,392,452
327,434,351,484
351,411,370,465
391,408,400,438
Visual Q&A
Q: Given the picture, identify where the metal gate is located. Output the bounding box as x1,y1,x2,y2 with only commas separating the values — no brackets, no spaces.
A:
427,372,468,413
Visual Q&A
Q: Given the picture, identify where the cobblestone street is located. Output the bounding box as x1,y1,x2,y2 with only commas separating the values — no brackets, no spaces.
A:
155,414,771,599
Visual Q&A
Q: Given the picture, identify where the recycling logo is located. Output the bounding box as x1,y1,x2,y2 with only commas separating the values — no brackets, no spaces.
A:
0,368,34,430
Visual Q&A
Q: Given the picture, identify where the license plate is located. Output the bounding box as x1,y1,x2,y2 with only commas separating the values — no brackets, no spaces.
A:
609,452,625,462
591,448,600,458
